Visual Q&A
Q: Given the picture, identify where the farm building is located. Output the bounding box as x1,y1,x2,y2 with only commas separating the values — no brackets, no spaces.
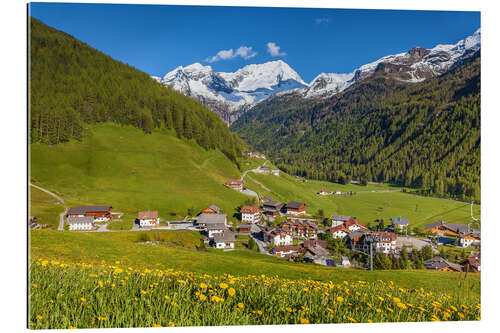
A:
390,218,410,232
206,223,227,238
197,214,228,227
67,216,94,231
285,201,307,216
67,206,112,222
262,201,284,216
272,245,304,258
138,211,159,227
423,256,462,272
425,221,471,237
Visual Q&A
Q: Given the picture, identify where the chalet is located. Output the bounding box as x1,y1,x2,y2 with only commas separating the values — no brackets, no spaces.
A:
458,230,481,248
423,256,462,272
197,214,228,227
425,221,471,237
206,223,227,238
390,218,410,232
240,206,261,224
138,211,159,227
285,201,307,216
347,231,366,251
344,219,367,232
304,242,330,258
212,232,236,249
226,179,243,191
330,215,354,227
317,189,329,196
67,206,112,222
262,201,284,216
461,255,481,273
272,245,304,258
271,170,280,176
201,205,221,215
280,220,318,239
267,229,293,246
67,216,94,231
329,225,351,239
370,232,397,254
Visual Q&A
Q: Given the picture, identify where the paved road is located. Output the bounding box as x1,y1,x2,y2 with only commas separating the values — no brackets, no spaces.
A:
30,183,67,230
250,234,271,255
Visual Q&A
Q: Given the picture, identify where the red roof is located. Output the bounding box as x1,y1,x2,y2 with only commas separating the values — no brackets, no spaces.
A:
371,231,397,242
240,205,261,214
329,225,350,234
138,211,158,219
345,220,366,229
226,179,243,185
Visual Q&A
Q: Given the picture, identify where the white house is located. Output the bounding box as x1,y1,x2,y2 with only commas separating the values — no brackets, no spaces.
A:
67,216,94,231
213,232,236,249
240,206,261,224
329,225,350,239
270,231,293,246
371,232,397,254
138,211,160,227
317,189,329,196
458,230,481,248
390,218,410,232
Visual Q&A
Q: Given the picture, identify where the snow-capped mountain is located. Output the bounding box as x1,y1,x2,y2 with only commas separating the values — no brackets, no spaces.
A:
154,60,307,123
304,29,480,98
154,29,480,122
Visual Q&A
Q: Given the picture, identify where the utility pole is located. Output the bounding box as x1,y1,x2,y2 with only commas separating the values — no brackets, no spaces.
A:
366,234,374,271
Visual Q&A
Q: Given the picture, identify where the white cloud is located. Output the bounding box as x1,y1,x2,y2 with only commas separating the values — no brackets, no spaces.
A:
315,17,330,25
205,46,257,63
266,42,287,57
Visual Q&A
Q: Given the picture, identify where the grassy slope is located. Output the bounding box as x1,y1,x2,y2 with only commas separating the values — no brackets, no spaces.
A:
245,172,480,228
30,123,251,225
30,230,479,301
29,187,66,229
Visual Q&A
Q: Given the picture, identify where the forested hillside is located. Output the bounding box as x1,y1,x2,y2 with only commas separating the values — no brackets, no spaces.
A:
29,17,245,164
232,54,480,202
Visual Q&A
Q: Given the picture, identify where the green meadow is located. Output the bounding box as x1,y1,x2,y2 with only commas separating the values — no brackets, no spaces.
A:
30,230,479,301
245,172,480,228
30,123,252,224
29,187,66,229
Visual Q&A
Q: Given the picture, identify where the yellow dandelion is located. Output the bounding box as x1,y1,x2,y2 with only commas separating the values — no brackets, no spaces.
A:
397,302,407,310
140,290,147,295
200,282,207,289
171,302,179,307
219,282,228,289
257,310,263,315
327,308,334,314
285,307,293,313
228,288,236,296
98,281,104,288
238,302,244,309
36,315,43,320
337,296,344,302
80,297,86,302
368,319,373,323
376,308,382,313
450,305,457,312
458,312,465,319
348,317,356,323
152,324,162,327
393,297,401,303
199,294,207,301
300,318,310,324
68,325,77,329
164,295,170,300
32,284,38,289
378,296,384,302
97,316,107,321
387,307,394,313
169,322,175,327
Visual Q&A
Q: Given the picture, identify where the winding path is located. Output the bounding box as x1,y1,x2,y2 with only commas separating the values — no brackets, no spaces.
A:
30,183,67,230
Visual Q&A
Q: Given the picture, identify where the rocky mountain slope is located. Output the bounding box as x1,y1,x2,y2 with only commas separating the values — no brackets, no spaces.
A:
155,29,479,123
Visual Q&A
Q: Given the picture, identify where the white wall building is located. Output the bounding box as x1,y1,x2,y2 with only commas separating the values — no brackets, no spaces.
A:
138,211,160,227
67,216,94,231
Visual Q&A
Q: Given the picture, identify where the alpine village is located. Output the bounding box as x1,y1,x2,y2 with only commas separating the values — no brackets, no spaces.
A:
29,14,481,329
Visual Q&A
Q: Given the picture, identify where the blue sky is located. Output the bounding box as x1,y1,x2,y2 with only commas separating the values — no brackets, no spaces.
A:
29,3,480,82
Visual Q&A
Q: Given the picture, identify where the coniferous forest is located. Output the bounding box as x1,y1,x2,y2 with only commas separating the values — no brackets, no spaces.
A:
29,18,245,165
232,54,480,202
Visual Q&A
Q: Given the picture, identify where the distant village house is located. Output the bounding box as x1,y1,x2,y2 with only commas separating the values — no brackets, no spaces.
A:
226,179,243,191
67,206,112,222
240,205,261,224
285,201,307,216
138,211,159,227
201,205,221,215
67,216,94,231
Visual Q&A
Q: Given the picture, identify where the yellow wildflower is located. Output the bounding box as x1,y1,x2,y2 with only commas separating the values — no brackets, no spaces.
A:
348,317,356,323
393,297,401,303
450,305,457,312
368,320,373,323
387,307,394,313
337,296,344,302
152,324,162,327
36,315,43,320
238,302,244,309
140,290,147,295
285,307,293,313
300,318,310,324
219,282,228,289
200,283,207,289
378,296,384,302
397,302,407,310
199,294,207,301
164,295,170,300
68,326,77,329
169,322,175,327
376,309,382,313
458,312,465,319
228,288,236,296
80,297,86,302
98,281,103,288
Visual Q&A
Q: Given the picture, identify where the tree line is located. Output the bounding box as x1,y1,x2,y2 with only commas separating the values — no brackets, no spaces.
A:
30,17,246,166
232,53,480,202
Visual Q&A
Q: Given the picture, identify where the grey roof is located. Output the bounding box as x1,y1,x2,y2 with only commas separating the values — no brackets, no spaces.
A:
67,206,111,215
208,205,221,214
330,215,353,221
262,196,273,202
391,218,410,225
206,223,227,230
423,256,462,271
67,216,94,224
213,231,236,243
425,221,470,233
286,201,306,209
197,214,227,225
306,245,330,257
348,230,366,240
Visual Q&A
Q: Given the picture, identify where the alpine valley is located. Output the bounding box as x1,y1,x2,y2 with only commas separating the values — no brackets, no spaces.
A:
155,29,480,124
